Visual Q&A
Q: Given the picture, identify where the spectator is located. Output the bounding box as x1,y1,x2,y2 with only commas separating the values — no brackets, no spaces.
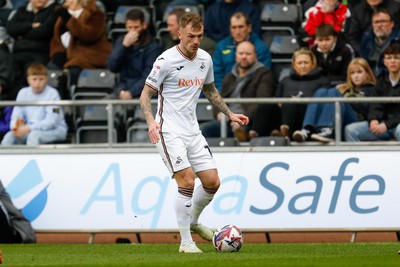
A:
213,12,271,92
108,8,162,101
163,7,216,55
0,0,12,43
0,106,12,142
0,42,17,100
1,63,68,146
292,57,376,143
359,8,400,76
0,179,36,243
6,0,59,90
346,0,400,53
204,0,260,42
272,47,331,138
311,23,356,86
345,41,400,142
301,0,350,45
48,0,111,91
200,41,275,141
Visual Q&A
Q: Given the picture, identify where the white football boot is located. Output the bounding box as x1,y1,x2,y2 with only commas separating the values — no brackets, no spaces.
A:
190,223,214,241
179,241,203,253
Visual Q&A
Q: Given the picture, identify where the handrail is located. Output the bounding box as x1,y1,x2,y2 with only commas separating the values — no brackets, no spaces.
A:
1,97,399,147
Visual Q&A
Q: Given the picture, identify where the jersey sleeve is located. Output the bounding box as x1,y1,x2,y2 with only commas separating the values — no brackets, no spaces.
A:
204,54,214,85
145,54,170,91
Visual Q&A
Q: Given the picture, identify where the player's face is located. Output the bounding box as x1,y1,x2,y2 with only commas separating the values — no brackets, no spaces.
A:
236,43,257,70
125,19,147,35
167,14,180,41
178,23,203,57
27,74,48,94
293,54,314,76
383,54,400,74
230,16,251,44
315,35,336,54
349,65,368,87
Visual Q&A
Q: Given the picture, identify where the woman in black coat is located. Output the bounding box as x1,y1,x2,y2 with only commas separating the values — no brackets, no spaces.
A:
272,47,331,138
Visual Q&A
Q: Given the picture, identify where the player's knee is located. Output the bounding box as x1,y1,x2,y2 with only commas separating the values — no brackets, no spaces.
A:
205,177,220,191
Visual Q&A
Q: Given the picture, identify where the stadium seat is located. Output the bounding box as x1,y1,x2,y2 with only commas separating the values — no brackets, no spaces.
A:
249,136,290,146
260,3,301,35
126,104,157,143
269,35,299,59
70,68,117,101
75,105,119,144
206,137,240,147
47,69,70,100
70,69,119,143
196,103,214,123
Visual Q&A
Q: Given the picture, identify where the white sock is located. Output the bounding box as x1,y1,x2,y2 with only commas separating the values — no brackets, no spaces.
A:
190,185,217,225
175,188,193,245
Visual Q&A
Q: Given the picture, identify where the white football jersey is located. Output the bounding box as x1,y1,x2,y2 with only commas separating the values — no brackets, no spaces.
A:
145,45,214,135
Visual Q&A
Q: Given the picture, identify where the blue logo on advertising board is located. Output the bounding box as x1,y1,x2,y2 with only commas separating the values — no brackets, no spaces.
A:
6,160,49,221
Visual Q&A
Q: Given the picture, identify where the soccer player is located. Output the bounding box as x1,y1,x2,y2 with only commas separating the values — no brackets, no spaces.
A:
139,13,249,253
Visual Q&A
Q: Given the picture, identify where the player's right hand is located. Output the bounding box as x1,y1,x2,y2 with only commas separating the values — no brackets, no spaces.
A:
148,122,161,144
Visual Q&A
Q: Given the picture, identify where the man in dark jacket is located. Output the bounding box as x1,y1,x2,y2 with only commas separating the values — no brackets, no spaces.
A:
0,43,17,100
6,0,58,89
108,8,162,100
359,8,400,76
0,179,36,243
345,0,400,52
200,41,275,141
345,41,400,141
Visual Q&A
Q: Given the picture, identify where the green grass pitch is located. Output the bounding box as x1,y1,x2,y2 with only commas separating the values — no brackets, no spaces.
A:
1,243,399,266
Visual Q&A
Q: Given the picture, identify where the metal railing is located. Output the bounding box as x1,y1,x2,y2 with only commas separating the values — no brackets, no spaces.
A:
1,96,399,147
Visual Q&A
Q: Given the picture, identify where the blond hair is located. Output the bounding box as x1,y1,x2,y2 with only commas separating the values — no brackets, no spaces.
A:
179,12,203,31
291,47,317,68
336,58,376,93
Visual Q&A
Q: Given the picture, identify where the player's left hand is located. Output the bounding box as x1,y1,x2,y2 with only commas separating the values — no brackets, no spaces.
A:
229,113,249,126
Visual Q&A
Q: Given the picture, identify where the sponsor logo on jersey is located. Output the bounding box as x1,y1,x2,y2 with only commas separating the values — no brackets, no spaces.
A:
157,57,165,60
177,77,205,87
176,66,184,70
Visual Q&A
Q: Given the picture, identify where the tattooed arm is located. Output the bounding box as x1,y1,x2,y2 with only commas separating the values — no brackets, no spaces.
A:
139,84,159,144
203,83,249,126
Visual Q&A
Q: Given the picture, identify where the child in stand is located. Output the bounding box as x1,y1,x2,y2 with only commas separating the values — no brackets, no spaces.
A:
1,63,68,146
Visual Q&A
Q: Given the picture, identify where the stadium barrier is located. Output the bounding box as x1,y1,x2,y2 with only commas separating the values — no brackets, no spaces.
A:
1,96,400,146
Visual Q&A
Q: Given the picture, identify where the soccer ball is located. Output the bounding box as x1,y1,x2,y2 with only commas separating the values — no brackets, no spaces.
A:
212,224,243,252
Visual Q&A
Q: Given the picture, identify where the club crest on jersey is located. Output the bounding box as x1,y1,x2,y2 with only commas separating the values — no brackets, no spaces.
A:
199,62,205,71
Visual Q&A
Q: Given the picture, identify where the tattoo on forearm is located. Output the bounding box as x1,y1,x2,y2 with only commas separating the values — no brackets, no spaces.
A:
203,84,232,117
140,94,154,122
